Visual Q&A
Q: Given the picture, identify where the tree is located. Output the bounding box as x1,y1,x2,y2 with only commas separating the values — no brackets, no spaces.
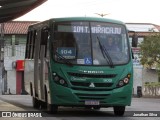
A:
139,33,160,69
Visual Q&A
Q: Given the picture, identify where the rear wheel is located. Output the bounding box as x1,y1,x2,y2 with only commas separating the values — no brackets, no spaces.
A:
32,97,40,109
40,101,47,109
113,106,125,116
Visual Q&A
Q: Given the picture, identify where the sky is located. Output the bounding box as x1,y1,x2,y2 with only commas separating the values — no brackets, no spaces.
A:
16,0,160,25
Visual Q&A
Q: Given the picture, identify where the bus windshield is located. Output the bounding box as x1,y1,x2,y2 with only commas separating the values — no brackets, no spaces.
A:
53,21,129,66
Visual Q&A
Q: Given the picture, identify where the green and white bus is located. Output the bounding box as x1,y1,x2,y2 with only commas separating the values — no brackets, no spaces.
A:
24,17,133,116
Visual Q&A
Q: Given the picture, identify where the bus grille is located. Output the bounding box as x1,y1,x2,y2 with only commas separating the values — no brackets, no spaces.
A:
71,81,113,87
68,72,116,78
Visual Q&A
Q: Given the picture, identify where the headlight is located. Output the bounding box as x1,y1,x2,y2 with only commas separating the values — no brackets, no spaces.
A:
116,74,131,88
52,72,68,87
123,78,129,84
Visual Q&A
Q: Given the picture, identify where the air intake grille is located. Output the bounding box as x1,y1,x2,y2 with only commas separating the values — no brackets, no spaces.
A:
68,72,116,78
71,81,113,87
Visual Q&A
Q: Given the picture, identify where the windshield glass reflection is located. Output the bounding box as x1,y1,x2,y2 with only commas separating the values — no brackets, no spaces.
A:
53,21,129,66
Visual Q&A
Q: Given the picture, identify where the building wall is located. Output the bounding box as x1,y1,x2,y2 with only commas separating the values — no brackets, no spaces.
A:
3,33,26,94
0,68,2,95
4,45,25,70
133,68,143,95
142,69,158,84
4,39,26,94
7,70,16,94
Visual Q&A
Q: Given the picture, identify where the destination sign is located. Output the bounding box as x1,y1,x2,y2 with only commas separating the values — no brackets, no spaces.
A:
58,25,122,34
91,27,121,34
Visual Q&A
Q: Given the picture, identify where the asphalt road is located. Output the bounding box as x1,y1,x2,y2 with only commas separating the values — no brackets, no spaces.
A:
0,95,160,120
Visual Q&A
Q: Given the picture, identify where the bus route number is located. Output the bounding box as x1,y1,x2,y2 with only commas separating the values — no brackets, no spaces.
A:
61,49,72,54
58,47,76,59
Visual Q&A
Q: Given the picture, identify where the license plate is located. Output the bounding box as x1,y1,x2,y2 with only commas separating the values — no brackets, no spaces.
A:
85,100,100,105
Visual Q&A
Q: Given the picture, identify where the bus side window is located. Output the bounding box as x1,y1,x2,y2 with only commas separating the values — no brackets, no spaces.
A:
31,30,37,59
25,31,34,59
30,30,37,59
40,28,49,57
25,31,30,59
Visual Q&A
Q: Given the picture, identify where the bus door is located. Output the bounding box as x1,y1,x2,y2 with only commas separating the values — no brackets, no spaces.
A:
39,28,49,100
34,29,41,98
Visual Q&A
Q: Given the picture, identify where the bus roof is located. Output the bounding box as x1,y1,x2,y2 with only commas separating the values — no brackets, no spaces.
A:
28,17,125,30
50,17,125,25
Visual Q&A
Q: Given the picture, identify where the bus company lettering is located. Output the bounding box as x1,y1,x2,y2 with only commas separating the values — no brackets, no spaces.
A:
71,77,86,81
79,70,104,74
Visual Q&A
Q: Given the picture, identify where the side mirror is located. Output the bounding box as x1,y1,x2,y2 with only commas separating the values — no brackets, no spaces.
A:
132,33,138,47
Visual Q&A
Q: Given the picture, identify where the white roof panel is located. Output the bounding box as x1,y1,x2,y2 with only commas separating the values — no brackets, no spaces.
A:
126,24,159,32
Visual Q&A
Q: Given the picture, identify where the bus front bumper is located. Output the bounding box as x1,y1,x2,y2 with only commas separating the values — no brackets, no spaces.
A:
51,84,132,107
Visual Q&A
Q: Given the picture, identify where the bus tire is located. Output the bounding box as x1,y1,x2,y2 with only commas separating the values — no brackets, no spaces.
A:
40,101,47,109
45,88,58,114
30,83,33,96
47,104,58,114
32,97,40,109
113,106,125,116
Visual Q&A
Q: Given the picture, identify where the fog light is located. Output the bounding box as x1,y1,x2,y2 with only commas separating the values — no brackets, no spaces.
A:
52,73,68,87
118,80,124,87
59,79,65,85
53,73,56,76
54,76,59,81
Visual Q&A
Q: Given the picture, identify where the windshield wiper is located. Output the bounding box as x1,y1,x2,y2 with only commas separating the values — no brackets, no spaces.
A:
97,37,114,68
55,51,73,67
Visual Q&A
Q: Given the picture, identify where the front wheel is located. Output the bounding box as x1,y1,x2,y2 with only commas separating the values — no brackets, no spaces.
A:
47,104,58,114
113,106,125,116
45,90,58,114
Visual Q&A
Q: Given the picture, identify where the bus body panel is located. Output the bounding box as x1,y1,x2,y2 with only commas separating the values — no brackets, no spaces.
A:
49,62,133,106
49,83,132,106
24,60,34,96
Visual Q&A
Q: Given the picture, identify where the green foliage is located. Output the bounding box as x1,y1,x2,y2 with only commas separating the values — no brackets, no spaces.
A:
144,82,160,87
139,33,160,68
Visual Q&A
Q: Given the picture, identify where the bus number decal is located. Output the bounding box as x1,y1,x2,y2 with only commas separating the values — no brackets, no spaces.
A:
61,49,72,54
57,47,76,59
103,79,112,83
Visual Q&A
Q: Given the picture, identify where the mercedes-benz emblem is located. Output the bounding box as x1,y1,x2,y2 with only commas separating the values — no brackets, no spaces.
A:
89,82,95,88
